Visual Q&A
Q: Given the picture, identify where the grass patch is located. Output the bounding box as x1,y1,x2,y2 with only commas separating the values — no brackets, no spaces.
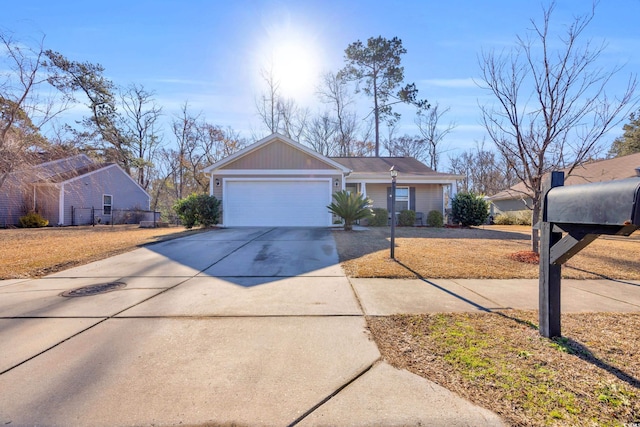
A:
367,311,640,426
333,225,640,280
0,225,210,279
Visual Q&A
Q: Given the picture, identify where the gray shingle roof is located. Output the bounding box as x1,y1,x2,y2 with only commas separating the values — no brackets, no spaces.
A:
331,157,443,176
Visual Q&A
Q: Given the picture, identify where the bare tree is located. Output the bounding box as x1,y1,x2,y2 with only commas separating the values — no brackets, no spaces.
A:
448,143,517,195
317,72,359,156
415,103,455,171
478,2,636,252
0,31,69,189
120,84,162,190
385,134,426,160
166,103,247,201
304,112,338,156
255,65,282,134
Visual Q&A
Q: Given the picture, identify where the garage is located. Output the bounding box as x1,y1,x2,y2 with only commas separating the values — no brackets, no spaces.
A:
223,179,333,227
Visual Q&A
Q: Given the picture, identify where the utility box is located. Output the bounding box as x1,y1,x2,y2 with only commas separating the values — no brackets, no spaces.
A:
545,177,640,227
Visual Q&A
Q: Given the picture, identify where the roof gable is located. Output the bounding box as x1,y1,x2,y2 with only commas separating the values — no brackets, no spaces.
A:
203,133,351,173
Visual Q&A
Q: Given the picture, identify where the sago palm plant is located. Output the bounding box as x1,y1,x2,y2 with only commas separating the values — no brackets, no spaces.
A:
327,190,372,231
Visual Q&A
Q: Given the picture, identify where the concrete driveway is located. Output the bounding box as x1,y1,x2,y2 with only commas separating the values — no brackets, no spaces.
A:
0,227,503,426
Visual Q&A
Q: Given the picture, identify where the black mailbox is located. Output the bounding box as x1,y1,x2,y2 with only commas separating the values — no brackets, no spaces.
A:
545,177,640,226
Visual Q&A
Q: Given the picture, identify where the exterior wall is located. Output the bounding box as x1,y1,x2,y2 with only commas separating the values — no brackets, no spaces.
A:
221,140,335,170
362,183,443,214
413,184,444,215
34,185,61,225
0,175,29,226
490,198,532,216
61,166,150,225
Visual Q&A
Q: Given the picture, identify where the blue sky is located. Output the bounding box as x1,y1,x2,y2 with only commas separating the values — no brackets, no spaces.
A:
4,0,640,164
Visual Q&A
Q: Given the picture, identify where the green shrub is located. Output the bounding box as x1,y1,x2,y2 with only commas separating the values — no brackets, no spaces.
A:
451,192,489,227
327,190,371,231
369,208,388,227
19,212,49,228
493,210,532,226
398,209,416,226
173,193,220,228
426,210,444,227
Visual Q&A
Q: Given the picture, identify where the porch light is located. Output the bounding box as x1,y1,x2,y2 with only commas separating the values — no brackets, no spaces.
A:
390,166,397,259
215,178,221,187
335,178,340,187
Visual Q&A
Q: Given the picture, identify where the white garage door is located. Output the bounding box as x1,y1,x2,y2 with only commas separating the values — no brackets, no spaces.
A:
224,179,332,227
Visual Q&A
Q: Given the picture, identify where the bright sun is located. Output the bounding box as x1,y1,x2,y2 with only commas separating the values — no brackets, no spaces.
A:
271,42,318,98
257,22,322,100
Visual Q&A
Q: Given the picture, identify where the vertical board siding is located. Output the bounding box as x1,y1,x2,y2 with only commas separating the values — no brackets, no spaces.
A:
360,183,443,214
222,140,335,170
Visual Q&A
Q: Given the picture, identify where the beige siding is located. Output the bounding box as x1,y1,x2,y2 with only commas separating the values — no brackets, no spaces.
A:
222,140,334,170
413,184,443,215
491,198,532,216
365,184,389,210
364,183,443,214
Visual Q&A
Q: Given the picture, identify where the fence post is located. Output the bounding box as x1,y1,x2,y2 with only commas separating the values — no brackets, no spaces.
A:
539,171,565,338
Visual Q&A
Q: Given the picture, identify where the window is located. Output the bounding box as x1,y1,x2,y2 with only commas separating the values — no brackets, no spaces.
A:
395,187,409,211
345,183,358,195
103,194,112,215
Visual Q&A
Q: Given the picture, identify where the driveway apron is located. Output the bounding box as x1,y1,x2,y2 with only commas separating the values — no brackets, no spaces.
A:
0,227,504,426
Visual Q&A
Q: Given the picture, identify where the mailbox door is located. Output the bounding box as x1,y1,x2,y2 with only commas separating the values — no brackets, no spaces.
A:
546,177,640,226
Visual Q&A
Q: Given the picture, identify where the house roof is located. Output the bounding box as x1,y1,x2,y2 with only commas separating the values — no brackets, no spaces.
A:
203,133,351,174
33,163,113,184
331,156,463,182
488,152,640,201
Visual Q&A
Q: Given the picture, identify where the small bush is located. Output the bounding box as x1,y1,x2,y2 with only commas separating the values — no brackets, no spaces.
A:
451,192,489,227
173,193,220,228
426,210,444,227
19,212,49,228
493,210,532,226
398,209,416,226
369,208,388,227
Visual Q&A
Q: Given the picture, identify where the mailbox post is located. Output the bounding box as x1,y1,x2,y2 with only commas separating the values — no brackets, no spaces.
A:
539,173,640,338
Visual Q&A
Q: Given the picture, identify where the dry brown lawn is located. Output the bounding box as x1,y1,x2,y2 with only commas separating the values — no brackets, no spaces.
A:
0,225,208,279
333,225,640,280
369,311,640,427
336,225,640,426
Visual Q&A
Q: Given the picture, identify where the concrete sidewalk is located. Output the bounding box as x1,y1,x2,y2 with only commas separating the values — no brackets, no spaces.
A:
1,227,638,426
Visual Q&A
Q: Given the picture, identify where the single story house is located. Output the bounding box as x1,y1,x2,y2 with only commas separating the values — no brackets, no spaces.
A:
488,152,640,216
0,154,151,226
203,133,462,227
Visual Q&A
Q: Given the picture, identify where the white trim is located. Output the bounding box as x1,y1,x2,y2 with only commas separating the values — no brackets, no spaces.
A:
214,169,341,176
348,178,459,185
222,177,333,227
103,194,113,215
203,133,351,174
58,183,65,225
394,186,411,211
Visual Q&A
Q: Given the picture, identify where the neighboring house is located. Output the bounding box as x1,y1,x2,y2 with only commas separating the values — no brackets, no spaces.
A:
0,154,151,226
488,152,640,216
203,133,462,227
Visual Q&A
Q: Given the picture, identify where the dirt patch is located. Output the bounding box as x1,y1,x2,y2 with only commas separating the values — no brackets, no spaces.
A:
367,311,640,426
0,225,210,279
507,250,540,264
